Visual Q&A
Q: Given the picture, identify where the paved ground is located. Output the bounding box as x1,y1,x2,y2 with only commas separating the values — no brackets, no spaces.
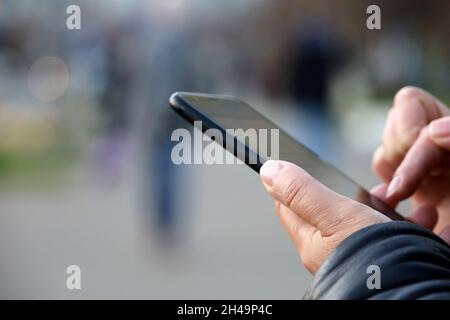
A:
0,157,312,299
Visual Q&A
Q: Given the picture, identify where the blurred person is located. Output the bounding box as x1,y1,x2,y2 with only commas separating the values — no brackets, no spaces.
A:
289,19,345,155
0,24,28,71
141,3,218,246
259,86,450,299
287,20,347,158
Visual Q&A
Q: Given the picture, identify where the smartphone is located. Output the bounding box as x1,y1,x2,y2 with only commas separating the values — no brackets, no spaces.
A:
169,91,404,221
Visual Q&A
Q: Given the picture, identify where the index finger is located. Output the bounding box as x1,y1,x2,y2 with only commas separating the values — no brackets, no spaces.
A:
386,127,446,202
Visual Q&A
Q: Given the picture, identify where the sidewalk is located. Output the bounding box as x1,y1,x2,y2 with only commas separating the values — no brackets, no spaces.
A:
0,157,310,299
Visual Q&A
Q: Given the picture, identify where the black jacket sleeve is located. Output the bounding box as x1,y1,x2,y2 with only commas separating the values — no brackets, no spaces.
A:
303,221,450,300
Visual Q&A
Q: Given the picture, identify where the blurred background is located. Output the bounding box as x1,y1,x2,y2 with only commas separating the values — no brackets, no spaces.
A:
1,0,450,299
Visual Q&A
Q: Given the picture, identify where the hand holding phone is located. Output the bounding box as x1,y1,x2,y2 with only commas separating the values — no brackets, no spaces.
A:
169,92,416,273
169,91,404,220
169,90,450,276
169,91,406,272
259,160,390,273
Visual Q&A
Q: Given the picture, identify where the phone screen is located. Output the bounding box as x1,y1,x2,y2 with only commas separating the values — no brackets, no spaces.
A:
170,92,404,221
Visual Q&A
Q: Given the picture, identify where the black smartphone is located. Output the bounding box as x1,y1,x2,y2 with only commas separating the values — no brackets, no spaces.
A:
169,91,404,221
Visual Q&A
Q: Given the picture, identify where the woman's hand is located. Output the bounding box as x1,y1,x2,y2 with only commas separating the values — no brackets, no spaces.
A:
260,160,390,274
259,87,450,274
371,86,450,241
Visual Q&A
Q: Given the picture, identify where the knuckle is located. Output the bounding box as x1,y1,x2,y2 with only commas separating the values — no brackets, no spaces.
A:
320,202,351,235
327,203,369,237
381,139,402,164
394,86,445,119
282,175,307,209
397,126,422,154
394,86,424,105
383,118,421,159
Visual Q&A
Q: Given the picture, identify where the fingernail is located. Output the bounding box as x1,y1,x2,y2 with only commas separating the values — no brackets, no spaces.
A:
386,175,402,198
429,120,450,138
260,160,284,187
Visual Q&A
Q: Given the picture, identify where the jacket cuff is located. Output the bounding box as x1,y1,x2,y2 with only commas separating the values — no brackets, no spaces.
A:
304,221,450,300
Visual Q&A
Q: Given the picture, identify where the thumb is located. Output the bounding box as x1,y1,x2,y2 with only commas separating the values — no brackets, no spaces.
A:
260,160,388,236
429,116,450,150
